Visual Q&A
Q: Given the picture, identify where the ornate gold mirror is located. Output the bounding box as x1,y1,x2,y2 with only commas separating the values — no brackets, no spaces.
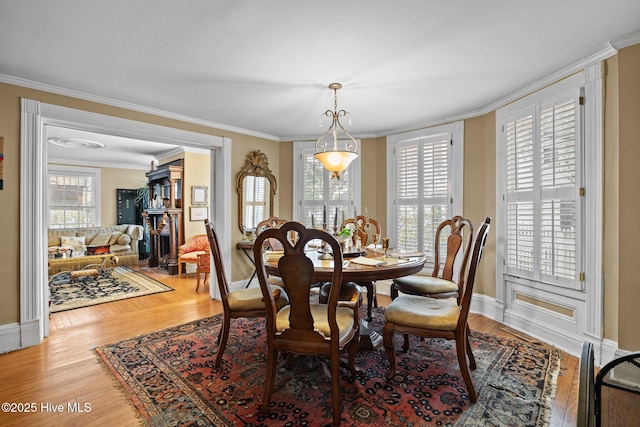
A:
237,150,277,233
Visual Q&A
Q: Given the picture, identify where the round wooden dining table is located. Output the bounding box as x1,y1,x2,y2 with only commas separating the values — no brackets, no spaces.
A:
263,247,426,348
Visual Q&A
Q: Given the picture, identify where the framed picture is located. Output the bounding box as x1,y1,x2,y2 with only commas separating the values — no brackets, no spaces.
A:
191,186,208,205
190,206,208,221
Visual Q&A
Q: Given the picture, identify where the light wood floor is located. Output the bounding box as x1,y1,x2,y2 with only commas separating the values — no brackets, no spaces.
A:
0,266,578,426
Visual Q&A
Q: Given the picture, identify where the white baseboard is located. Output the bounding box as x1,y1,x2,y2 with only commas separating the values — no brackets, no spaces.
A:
471,294,619,365
601,339,619,365
0,322,22,354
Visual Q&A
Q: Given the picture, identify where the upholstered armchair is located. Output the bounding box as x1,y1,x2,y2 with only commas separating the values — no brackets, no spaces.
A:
177,234,210,283
195,252,210,292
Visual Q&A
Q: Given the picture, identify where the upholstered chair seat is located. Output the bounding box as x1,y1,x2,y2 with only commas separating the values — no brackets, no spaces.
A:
275,305,356,340
228,286,289,312
392,275,459,296
179,251,206,262
384,295,461,330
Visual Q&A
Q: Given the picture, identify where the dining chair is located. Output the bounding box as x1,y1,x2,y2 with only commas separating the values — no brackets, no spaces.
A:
255,216,294,286
319,215,381,319
382,217,491,403
390,216,474,301
256,216,288,249
341,215,381,247
204,219,289,368
254,221,360,426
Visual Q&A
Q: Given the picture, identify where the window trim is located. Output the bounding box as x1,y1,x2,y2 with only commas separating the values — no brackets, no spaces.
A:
293,140,361,224
495,63,604,345
47,164,102,228
386,121,464,260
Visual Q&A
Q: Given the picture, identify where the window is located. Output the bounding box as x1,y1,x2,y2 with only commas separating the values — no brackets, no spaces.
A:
387,121,464,262
48,165,101,228
243,176,267,230
293,141,361,228
502,90,582,288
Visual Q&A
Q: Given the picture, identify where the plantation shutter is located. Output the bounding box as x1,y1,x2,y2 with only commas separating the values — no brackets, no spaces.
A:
506,110,535,276
539,98,578,282
504,92,581,288
395,135,450,259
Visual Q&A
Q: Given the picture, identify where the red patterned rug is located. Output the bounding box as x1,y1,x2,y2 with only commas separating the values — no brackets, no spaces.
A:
95,308,560,426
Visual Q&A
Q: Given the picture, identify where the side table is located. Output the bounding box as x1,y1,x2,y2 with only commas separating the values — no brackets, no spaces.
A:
236,240,256,288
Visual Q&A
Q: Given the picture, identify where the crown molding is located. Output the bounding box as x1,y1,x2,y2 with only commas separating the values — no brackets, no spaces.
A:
611,32,640,49
0,73,280,142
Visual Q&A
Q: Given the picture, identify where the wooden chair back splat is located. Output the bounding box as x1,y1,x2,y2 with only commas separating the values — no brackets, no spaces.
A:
254,221,360,426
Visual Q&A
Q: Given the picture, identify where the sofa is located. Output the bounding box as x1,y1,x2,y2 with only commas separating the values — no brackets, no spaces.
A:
48,224,144,273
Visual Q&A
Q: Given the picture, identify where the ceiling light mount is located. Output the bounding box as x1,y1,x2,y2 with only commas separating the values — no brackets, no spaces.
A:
314,82,358,179
47,137,106,149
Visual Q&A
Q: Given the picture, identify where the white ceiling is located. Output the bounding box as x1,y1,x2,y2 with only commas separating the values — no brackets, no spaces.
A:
1,1,639,165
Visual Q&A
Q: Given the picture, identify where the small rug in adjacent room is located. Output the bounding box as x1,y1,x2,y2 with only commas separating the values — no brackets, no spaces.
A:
49,266,173,312
95,308,561,426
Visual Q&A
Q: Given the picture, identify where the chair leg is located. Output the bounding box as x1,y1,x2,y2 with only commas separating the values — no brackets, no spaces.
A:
383,323,396,379
331,349,341,426
215,315,231,368
348,333,358,376
262,347,277,413
402,334,410,353
455,331,477,403
196,272,201,292
466,324,476,370
390,282,399,300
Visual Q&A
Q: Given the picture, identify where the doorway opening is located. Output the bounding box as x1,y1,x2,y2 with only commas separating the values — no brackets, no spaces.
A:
20,99,232,348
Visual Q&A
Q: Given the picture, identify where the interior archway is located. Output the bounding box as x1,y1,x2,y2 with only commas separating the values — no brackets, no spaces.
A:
20,100,231,347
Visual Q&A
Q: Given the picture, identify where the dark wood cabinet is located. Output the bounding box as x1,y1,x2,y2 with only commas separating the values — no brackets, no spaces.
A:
143,160,184,275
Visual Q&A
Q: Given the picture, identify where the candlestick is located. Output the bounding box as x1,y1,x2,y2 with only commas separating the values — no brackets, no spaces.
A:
334,207,337,227
323,205,326,224
311,213,315,228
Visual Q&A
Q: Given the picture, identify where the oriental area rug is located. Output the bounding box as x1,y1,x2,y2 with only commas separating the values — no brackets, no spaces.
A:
49,266,173,313
95,307,561,426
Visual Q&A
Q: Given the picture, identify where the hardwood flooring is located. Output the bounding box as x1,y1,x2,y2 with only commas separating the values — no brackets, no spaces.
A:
0,267,578,426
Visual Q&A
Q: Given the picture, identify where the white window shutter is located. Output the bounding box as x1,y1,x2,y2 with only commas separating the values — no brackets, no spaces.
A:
504,92,580,287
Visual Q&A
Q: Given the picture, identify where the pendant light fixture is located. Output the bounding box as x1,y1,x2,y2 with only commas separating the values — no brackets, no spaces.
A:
314,83,358,179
